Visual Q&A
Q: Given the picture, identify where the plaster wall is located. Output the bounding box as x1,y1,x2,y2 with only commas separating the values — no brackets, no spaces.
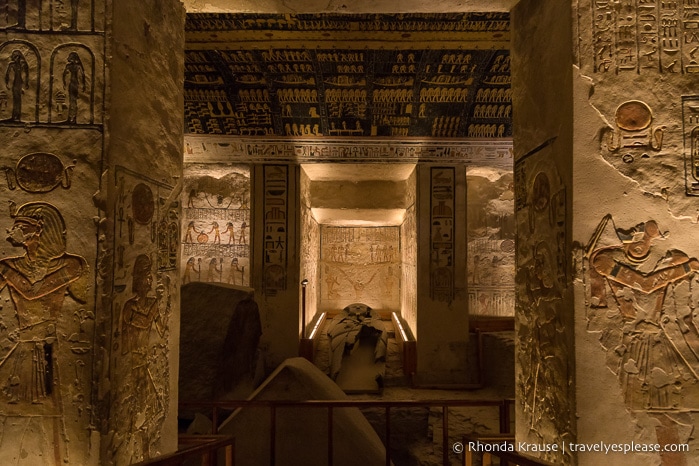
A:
416,164,469,384
402,169,418,336
254,164,300,369
511,0,574,462
181,163,251,287
571,0,699,464
300,167,320,328
466,166,515,317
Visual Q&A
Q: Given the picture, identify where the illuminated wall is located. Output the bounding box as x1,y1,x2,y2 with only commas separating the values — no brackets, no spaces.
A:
181,163,251,287
466,166,515,317
319,226,400,313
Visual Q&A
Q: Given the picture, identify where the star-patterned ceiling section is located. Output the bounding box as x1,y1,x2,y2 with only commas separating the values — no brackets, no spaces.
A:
185,13,511,138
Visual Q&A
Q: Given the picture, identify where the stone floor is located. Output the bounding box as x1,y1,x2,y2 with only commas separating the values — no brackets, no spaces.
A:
313,320,515,466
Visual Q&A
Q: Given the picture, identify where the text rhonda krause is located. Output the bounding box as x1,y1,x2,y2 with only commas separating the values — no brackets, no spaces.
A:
467,441,690,454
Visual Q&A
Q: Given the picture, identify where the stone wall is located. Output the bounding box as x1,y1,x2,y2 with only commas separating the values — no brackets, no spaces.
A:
181,163,250,286
0,1,184,465
572,0,699,464
101,1,185,464
511,0,575,463
319,226,400,313
467,166,515,317
300,168,320,328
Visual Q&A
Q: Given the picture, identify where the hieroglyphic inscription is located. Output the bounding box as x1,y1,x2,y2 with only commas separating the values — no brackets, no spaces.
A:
0,0,105,32
592,0,699,73
467,167,515,317
185,13,511,138
683,95,699,194
184,136,513,167
515,152,570,456
320,226,400,311
430,167,455,303
263,165,288,296
181,164,250,286
0,41,40,123
110,166,175,464
1,152,75,193
606,100,664,161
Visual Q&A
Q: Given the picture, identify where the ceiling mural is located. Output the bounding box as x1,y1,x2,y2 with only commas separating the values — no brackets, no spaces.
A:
184,13,511,139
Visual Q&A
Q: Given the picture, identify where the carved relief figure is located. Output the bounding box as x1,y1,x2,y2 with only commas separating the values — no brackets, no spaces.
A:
62,52,86,124
586,216,699,464
119,254,170,462
588,217,699,406
5,50,28,121
0,202,88,463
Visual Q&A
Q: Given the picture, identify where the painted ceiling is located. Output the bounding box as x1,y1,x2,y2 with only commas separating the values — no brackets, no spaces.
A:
185,13,511,139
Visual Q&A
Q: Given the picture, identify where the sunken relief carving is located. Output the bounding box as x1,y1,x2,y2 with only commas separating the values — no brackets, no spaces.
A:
683,95,699,195
181,164,250,286
49,44,96,125
591,0,699,74
607,100,664,155
0,0,105,32
430,167,455,303
0,41,40,123
110,167,176,464
584,215,699,464
2,152,75,193
263,165,288,296
320,227,400,312
514,152,570,459
0,201,90,465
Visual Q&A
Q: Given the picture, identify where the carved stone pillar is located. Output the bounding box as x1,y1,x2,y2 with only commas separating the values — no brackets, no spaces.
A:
0,1,184,464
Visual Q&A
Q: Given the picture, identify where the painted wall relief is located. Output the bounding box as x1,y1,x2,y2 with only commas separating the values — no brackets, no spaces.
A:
181,164,250,287
606,100,664,159
584,215,699,463
263,165,288,297
320,226,400,312
185,13,511,138
49,44,96,125
0,40,40,123
109,167,177,464
591,0,699,74
0,201,91,465
514,153,570,458
683,95,699,195
0,40,103,126
0,0,105,32
467,167,515,317
430,167,455,303
401,204,418,335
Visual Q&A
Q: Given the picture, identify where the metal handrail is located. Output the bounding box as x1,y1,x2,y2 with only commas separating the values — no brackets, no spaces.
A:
180,398,515,466
462,433,557,466
133,435,235,466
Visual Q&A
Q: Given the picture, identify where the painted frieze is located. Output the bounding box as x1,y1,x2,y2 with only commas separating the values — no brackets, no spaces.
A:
320,226,400,312
181,164,250,287
467,166,515,317
108,166,177,464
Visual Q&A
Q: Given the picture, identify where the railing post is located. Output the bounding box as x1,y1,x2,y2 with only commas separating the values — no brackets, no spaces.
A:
270,405,276,466
212,406,219,435
385,406,391,466
443,405,449,466
328,406,334,466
